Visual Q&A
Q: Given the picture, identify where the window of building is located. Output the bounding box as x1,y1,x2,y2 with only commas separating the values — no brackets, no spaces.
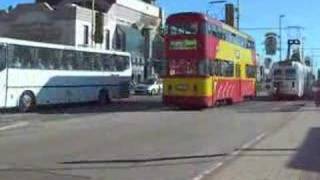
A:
105,30,110,50
83,25,89,45
113,26,126,51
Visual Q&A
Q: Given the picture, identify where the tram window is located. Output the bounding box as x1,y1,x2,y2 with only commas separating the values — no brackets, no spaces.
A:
247,40,255,50
285,69,296,77
224,61,234,77
273,69,282,76
206,23,218,37
213,60,234,77
246,65,256,78
169,22,199,35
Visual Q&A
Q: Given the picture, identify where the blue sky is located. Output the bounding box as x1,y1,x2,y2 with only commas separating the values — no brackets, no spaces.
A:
1,0,320,67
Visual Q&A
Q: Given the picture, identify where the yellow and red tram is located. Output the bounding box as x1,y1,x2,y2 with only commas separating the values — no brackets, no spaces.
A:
163,12,257,108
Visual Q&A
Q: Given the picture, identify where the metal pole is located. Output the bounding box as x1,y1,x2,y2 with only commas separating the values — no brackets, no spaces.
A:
236,0,240,30
279,15,285,61
91,0,95,47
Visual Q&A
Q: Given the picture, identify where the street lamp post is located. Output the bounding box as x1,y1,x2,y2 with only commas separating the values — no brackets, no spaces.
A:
236,0,240,30
91,0,96,47
279,14,285,61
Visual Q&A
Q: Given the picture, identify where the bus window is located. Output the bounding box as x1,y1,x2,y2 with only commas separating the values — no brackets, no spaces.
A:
82,52,93,70
0,45,5,71
115,56,130,71
62,51,75,70
102,54,116,72
12,45,33,69
36,47,53,69
92,53,103,71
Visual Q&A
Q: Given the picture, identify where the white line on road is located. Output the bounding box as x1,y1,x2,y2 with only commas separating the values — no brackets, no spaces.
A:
0,122,30,132
192,132,266,180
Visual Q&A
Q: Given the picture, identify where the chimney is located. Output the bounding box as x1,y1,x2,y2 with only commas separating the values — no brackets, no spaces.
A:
225,3,235,27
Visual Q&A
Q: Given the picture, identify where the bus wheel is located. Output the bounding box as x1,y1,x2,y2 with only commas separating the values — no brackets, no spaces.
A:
19,91,36,112
98,90,111,105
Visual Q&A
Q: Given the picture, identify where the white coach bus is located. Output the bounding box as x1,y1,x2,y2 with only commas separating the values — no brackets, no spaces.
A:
0,37,132,112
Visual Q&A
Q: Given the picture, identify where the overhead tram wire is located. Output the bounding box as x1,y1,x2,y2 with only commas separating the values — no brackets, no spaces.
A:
240,27,305,31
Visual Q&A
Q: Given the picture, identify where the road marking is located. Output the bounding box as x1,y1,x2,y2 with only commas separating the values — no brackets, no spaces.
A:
0,122,29,132
192,133,266,180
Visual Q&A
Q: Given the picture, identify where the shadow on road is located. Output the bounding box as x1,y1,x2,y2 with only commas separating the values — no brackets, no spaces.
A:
60,153,227,165
0,154,228,173
287,127,320,173
0,96,170,115
237,103,306,114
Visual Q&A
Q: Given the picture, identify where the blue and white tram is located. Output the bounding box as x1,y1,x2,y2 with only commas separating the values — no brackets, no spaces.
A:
271,60,314,99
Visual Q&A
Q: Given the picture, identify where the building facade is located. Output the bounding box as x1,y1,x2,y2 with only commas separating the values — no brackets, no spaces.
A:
0,0,164,82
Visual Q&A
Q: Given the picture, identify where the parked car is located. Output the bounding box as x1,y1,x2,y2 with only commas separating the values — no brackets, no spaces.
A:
135,79,163,96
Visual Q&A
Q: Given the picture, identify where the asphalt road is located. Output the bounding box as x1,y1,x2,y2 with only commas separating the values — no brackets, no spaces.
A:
0,96,308,180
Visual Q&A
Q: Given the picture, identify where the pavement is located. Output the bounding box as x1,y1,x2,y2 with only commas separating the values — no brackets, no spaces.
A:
207,102,320,180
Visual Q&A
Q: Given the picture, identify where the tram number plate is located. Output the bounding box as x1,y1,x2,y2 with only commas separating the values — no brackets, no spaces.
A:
175,84,189,91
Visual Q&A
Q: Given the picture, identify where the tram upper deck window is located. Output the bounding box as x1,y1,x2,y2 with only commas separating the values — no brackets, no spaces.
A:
273,69,282,76
285,69,296,76
168,22,199,35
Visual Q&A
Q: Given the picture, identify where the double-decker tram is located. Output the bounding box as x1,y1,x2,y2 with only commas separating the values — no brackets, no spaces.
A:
0,37,132,112
163,12,257,108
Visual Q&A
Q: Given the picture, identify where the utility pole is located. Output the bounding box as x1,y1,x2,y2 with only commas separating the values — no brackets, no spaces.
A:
236,0,240,30
91,0,95,47
279,14,285,61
